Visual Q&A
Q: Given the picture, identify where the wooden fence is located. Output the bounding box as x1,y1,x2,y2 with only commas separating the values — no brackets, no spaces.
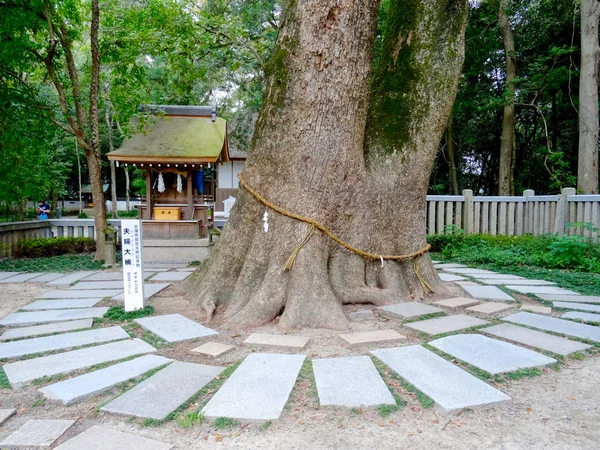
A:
427,187,600,240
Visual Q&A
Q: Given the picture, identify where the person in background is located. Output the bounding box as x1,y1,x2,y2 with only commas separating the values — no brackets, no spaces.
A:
37,200,50,220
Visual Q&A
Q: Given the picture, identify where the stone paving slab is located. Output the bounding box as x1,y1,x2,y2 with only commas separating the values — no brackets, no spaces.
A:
503,312,600,342
0,326,128,359
0,319,93,341
0,308,109,327
461,285,515,302
48,271,97,285
520,305,552,315
339,329,406,345
553,301,600,313
26,273,65,283
40,355,172,405
82,272,123,281
379,302,444,319
466,302,514,315
562,311,600,323
433,263,467,269
469,274,524,280
0,272,21,280
455,281,481,286
433,297,481,309
481,323,591,356
69,281,124,290
538,294,600,304
0,419,75,448
443,268,498,275
430,334,556,375
349,310,375,320
0,272,45,283
135,314,218,342
177,267,197,272
3,338,155,386
312,356,395,408
477,279,556,286
111,283,170,301
439,273,467,282
149,271,191,282
404,314,489,335
202,353,305,421
505,285,580,296
22,299,103,310
102,361,223,420
54,426,174,450
0,409,15,426
191,342,235,357
244,333,309,348
371,345,510,412
38,290,122,299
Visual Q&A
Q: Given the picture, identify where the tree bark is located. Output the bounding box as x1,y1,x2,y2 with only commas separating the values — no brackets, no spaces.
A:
187,0,469,331
447,113,460,195
105,107,118,218
499,0,517,195
578,0,600,194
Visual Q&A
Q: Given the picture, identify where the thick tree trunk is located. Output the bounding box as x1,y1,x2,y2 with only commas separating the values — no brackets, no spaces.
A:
499,0,517,195
447,113,460,195
578,0,600,194
188,0,469,331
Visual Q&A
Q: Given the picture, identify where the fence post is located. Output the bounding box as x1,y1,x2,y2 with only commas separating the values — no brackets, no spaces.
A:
522,189,534,234
554,187,575,235
462,189,473,235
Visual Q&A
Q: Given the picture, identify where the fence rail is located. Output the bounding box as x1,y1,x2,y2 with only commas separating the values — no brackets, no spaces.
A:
427,187,600,240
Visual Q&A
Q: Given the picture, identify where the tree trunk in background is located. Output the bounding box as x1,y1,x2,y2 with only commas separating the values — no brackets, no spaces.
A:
187,0,469,330
578,0,600,194
88,0,107,259
446,113,460,195
105,109,118,218
499,0,517,195
124,167,131,212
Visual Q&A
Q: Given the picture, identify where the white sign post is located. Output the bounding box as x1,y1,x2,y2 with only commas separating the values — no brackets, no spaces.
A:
121,220,145,311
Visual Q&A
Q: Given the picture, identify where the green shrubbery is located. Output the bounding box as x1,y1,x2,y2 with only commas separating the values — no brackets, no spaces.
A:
15,237,96,258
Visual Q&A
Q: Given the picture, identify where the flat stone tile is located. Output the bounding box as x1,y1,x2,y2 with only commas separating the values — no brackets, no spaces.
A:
378,302,444,319
562,311,600,323
455,281,481,286
0,319,93,341
404,314,488,335
430,334,556,375
349,310,375,321
0,272,21,280
443,268,498,275
433,263,467,269
22,299,103,310
177,267,197,272
481,323,591,356
0,420,75,448
48,271,97,285
371,345,510,412
462,285,515,302
312,356,395,408
0,308,109,326
469,274,524,280
111,283,170,300
538,294,600,304
466,302,514,315
245,333,309,349
439,273,467,282
202,353,305,421
503,312,600,343
38,290,122,299
40,355,172,405
0,409,15,425
69,281,124,290
433,297,480,309
82,272,123,281
553,302,600,313
102,361,223,420
0,326,128,359
191,342,235,357
26,273,65,283
53,426,173,450
339,329,406,345
520,305,552,315
3,338,155,386
149,271,191,282
505,285,580,296
0,272,45,283
478,279,556,286
135,314,218,342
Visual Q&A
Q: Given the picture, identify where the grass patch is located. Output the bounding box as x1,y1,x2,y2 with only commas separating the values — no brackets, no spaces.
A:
0,254,105,273
259,421,272,432
403,312,447,324
214,417,238,430
0,367,11,389
399,378,434,409
370,357,410,413
104,306,155,322
571,351,585,360
176,412,204,429
505,367,543,380
32,398,45,407
31,373,66,386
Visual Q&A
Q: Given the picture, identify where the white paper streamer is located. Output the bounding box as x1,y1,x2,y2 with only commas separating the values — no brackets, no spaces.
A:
157,172,165,193
177,174,183,193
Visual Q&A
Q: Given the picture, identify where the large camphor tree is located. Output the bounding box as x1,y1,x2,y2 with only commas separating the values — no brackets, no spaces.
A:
188,0,469,330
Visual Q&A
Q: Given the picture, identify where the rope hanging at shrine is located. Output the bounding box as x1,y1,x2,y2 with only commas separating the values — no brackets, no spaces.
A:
238,173,433,293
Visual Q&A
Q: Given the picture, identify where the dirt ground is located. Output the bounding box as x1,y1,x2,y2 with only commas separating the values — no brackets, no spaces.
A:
1,281,600,449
